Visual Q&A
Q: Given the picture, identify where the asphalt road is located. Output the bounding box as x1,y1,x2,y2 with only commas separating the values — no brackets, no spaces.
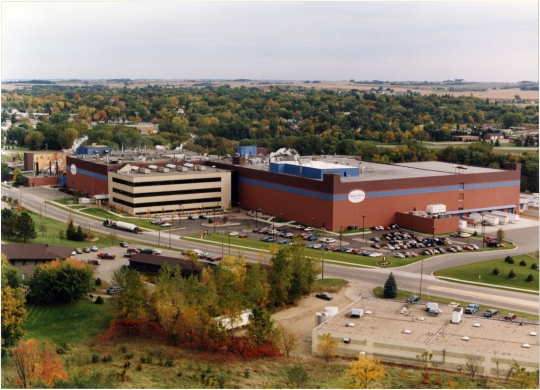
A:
4,185,539,315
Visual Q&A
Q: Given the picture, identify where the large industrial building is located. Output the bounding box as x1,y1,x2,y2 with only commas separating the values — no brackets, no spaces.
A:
61,148,522,232
212,155,521,232
312,298,538,376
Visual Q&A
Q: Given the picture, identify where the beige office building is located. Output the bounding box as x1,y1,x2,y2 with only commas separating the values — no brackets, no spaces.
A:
108,163,232,216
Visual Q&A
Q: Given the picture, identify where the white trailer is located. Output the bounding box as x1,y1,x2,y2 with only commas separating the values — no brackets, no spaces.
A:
481,214,499,226
214,309,252,331
103,219,142,234
462,216,480,226
490,211,519,223
485,212,508,224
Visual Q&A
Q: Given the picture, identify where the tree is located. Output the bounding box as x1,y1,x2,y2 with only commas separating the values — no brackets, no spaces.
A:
383,131,395,143
57,229,65,244
383,272,398,298
1,162,11,181
317,333,338,363
111,267,148,320
108,232,118,246
496,228,505,244
345,354,385,389
286,364,310,388
15,211,37,243
465,353,483,378
13,168,25,187
277,324,299,357
416,351,436,375
247,307,280,347
38,223,47,237
9,339,68,388
66,220,76,240
1,256,27,357
1,209,18,239
509,361,539,389
509,270,516,279
28,259,94,304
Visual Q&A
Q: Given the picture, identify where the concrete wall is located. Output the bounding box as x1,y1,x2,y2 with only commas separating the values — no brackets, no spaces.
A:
25,176,60,188
312,330,539,377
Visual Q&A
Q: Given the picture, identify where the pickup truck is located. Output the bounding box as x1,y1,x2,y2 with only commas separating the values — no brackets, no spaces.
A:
96,253,116,260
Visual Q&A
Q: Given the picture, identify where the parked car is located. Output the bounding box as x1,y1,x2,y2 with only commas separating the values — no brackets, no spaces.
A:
97,253,116,260
484,309,499,317
83,247,91,253
320,237,336,244
504,313,517,320
470,244,480,250
369,237,380,242
369,252,382,258
229,231,239,236
239,233,248,238
465,304,480,314
315,293,333,301
278,240,289,245
106,286,124,295
463,245,474,251
188,215,196,220
120,242,129,248
371,244,381,249
448,302,460,308
124,253,134,258
153,249,162,255
75,248,83,254
160,222,172,228
90,246,98,252
394,253,405,258
138,248,154,254
127,248,140,254
407,295,420,303
199,215,207,219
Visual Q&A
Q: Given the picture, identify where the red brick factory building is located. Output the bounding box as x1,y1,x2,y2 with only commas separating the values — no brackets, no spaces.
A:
65,152,521,233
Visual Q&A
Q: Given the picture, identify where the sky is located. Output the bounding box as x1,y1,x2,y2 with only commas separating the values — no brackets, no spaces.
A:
2,1,538,82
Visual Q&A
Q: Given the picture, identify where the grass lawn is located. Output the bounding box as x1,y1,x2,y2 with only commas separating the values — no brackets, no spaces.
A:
372,287,539,321
23,299,115,344
311,278,349,294
434,254,539,292
2,208,146,248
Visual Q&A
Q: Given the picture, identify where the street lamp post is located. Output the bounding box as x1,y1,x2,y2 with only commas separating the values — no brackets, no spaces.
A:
419,258,424,299
321,246,325,279
272,218,275,240
221,232,224,257
44,196,47,218
255,207,260,229
228,233,231,254
340,225,343,251
361,215,365,248
481,215,485,250
410,212,413,234
213,208,216,234
158,227,161,246
432,226,435,249
169,223,171,248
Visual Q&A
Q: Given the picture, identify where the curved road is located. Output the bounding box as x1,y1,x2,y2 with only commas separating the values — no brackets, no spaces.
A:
7,186,539,315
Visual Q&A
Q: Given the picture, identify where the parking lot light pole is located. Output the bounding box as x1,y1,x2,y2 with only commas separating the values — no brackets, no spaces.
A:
321,246,325,279
362,215,365,248
221,233,224,257
228,233,231,254
419,258,424,299
340,225,343,251
432,227,435,249
169,223,172,248
213,208,216,233
481,215,485,250
255,206,259,229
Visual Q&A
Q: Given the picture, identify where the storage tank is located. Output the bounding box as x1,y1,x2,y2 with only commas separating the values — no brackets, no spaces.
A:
315,312,328,326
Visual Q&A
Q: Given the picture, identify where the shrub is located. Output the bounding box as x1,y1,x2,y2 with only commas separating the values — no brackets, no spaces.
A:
102,355,112,363
56,343,68,355
147,356,153,364
1,195,6,201
95,278,102,286
531,263,538,270
92,354,99,363
95,296,104,304
509,270,516,279
244,370,250,379
526,274,535,282
125,353,134,359
140,356,147,364
519,260,527,267
473,231,477,236
136,362,142,371
165,356,174,367
492,268,500,276
120,345,127,353
505,255,514,264
207,218,213,224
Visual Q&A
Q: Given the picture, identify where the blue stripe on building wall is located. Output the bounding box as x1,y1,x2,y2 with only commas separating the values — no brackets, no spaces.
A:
77,168,108,181
240,177,520,201
239,178,346,201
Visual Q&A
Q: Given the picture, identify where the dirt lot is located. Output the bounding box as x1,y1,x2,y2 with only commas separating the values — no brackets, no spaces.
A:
271,280,373,357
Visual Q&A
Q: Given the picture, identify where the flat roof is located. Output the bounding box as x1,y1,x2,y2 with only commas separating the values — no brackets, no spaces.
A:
232,156,503,182
315,298,539,359
113,163,231,177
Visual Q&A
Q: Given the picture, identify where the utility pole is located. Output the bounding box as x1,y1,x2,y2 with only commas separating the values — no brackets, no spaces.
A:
362,215,365,249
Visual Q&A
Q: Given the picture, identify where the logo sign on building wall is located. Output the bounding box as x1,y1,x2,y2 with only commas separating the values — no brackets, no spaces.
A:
348,190,366,203
70,164,77,175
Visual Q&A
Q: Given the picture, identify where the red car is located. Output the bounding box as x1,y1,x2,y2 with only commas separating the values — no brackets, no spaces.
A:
463,245,474,251
239,233,248,238
371,244,381,249
504,313,517,321
351,248,361,254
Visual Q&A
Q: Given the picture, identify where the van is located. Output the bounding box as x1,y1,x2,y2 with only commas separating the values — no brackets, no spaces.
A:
426,302,438,312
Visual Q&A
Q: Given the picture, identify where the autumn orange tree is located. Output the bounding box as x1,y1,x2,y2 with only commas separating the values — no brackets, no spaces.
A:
8,339,67,388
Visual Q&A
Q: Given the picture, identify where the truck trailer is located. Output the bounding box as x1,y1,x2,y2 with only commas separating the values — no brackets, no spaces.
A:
103,219,142,234
489,211,519,223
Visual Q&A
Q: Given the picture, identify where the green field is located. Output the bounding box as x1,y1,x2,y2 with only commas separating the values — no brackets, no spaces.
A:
311,278,349,293
24,299,115,344
434,254,539,292
372,287,538,321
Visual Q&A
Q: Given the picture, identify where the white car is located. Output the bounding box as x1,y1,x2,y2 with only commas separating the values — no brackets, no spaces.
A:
90,246,98,252
459,232,471,238
283,233,294,238
229,231,239,236
304,227,314,232
160,223,172,228
153,249,162,255
320,237,336,243
369,252,382,257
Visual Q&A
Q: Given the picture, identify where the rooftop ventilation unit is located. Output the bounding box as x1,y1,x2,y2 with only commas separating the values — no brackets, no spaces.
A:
157,167,169,173
165,164,176,169
176,166,188,172
184,163,194,168
148,165,158,170
131,166,140,171
139,168,150,174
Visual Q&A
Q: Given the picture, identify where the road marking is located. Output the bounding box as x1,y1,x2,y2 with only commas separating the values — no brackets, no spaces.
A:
428,285,539,309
